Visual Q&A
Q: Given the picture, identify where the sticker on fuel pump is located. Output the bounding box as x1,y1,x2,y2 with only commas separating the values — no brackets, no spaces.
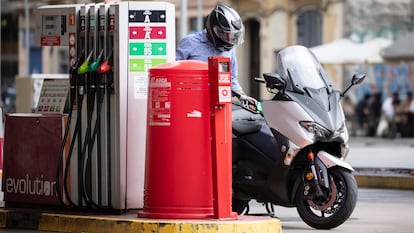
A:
218,73,231,84
134,75,148,99
219,86,232,103
129,58,167,72
128,10,166,23
129,42,167,56
41,36,61,46
129,26,166,39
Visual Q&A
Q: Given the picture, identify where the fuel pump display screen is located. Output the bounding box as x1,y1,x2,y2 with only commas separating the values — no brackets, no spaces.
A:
36,6,79,47
219,62,229,72
42,15,61,36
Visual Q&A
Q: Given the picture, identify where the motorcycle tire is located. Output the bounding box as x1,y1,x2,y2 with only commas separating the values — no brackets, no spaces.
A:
232,198,249,215
295,167,358,229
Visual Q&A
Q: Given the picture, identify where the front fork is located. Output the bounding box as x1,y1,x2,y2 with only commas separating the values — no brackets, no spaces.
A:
303,151,330,199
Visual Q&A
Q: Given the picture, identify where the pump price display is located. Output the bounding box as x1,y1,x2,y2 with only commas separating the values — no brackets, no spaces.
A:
128,7,171,100
128,10,166,23
129,26,166,39
130,42,166,56
130,58,167,72
40,15,63,46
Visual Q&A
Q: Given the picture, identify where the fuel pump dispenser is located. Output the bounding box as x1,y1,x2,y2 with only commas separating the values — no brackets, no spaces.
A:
27,1,175,211
109,1,175,209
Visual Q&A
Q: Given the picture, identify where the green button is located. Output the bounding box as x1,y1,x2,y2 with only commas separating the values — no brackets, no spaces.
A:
129,58,167,72
129,42,167,56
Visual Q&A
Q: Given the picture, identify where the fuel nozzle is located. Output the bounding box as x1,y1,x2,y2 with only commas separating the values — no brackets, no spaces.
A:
89,49,104,73
76,51,94,96
97,50,113,85
87,49,105,90
69,51,85,106
78,50,94,75
71,51,85,76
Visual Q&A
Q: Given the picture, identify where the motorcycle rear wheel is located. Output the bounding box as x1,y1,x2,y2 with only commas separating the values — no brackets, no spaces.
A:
232,198,249,215
295,167,358,229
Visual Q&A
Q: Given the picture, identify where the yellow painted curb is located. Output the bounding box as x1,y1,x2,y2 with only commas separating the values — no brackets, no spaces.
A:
355,175,414,190
38,213,282,233
0,210,7,228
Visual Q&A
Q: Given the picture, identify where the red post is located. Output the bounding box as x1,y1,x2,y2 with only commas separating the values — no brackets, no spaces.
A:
208,56,237,219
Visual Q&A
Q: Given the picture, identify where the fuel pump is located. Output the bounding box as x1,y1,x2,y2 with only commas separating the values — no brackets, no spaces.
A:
34,4,83,208
34,1,175,211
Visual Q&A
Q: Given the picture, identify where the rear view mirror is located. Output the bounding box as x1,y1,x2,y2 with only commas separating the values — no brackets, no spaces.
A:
351,73,366,85
263,73,286,90
342,73,366,97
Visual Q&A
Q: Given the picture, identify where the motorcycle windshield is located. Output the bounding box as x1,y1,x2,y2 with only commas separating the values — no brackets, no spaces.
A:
276,45,346,137
277,45,331,92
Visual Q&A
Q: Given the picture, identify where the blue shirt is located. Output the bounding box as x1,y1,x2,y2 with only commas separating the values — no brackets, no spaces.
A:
176,30,243,92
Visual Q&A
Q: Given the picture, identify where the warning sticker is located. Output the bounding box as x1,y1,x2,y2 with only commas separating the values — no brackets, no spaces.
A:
218,86,232,103
148,76,171,126
134,75,148,99
40,36,61,46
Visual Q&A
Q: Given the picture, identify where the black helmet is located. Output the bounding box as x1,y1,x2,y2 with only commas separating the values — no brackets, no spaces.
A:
206,3,245,51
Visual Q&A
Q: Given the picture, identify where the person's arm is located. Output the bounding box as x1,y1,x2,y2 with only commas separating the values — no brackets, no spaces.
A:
176,36,191,60
230,49,243,93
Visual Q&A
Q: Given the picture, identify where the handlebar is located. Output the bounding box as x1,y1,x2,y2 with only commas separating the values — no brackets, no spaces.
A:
254,77,266,83
231,90,262,114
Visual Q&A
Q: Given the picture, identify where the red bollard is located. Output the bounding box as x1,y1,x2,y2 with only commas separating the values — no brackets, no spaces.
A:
139,58,236,219
139,60,214,219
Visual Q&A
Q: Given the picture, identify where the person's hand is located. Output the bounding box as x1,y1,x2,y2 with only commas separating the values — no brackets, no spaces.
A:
240,95,259,113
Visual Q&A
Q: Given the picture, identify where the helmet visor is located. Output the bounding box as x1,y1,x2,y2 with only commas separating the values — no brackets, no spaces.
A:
213,25,245,46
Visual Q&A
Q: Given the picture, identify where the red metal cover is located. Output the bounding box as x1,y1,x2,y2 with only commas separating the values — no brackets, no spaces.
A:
140,60,214,219
2,114,66,206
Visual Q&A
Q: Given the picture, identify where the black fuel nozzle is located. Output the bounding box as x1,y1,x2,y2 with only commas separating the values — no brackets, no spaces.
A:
70,50,85,85
76,50,94,95
69,51,85,106
87,49,105,89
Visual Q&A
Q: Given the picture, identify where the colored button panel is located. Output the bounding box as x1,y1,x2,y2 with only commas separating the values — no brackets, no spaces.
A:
129,26,166,39
130,58,167,72
128,10,166,23
129,42,167,56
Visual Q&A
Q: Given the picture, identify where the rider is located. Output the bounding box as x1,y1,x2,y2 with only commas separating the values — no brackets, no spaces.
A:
176,3,257,106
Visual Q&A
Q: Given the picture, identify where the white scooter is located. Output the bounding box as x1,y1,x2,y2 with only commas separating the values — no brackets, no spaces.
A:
232,45,365,229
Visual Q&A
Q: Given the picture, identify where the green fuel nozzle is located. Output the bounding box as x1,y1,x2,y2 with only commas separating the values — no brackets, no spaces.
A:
89,49,105,73
77,50,94,75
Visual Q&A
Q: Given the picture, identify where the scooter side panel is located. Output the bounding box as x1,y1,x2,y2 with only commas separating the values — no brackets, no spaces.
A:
262,101,314,147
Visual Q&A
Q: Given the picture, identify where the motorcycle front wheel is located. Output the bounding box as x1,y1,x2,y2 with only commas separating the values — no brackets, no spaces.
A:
295,167,358,229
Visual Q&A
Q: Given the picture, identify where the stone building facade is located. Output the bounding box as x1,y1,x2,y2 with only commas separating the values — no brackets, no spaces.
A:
2,0,413,110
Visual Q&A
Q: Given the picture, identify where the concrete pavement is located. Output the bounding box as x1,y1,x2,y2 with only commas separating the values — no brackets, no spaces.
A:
347,136,414,190
1,136,413,232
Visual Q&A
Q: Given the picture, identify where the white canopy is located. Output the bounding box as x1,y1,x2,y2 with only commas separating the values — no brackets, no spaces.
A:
381,32,414,60
310,38,392,64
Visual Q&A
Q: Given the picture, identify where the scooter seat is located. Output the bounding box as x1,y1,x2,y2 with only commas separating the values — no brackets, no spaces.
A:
232,105,265,135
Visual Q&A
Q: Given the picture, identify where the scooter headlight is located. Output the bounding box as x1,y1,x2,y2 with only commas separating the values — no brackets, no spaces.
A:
335,122,349,142
299,121,331,138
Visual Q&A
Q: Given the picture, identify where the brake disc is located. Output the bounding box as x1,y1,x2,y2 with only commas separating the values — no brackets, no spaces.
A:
308,178,338,211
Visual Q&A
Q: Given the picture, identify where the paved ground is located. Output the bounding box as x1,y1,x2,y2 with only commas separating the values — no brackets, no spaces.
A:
347,136,414,170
